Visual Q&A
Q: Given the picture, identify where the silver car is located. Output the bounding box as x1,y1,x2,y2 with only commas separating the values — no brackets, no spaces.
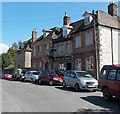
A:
24,71,39,82
63,70,98,91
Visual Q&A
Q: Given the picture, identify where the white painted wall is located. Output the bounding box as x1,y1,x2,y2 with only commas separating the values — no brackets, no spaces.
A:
25,52,31,68
99,26,120,70
112,29,119,64
99,26,112,70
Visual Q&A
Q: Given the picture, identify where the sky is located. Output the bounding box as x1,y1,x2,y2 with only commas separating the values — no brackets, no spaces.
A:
1,2,117,48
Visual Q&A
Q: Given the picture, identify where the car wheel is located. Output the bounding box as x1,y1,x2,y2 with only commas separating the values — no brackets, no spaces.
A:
103,87,112,100
49,80,53,86
20,77,22,81
24,77,26,82
31,78,34,82
38,79,42,84
63,81,67,88
75,84,79,92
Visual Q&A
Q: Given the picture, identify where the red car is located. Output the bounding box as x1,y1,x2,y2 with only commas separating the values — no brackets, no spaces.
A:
38,70,63,85
99,65,120,100
2,73,12,79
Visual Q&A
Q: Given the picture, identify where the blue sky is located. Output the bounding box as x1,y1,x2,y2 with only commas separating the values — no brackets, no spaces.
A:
2,2,110,47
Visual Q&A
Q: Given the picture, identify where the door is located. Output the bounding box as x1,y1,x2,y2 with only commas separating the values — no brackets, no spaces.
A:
66,63,71,70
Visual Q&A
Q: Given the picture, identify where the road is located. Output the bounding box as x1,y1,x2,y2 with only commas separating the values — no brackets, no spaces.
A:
1,79,120,113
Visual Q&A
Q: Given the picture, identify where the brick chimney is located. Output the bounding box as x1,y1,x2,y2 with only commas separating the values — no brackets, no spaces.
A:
63,12,70,25
108,2,117,16
32,28,37,42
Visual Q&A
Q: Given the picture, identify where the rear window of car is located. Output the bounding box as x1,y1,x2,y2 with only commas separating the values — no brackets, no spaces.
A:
49,71,57,76
55,70,64,76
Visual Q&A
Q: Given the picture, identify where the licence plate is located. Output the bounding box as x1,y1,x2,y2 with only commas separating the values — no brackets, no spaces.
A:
88,85,95,88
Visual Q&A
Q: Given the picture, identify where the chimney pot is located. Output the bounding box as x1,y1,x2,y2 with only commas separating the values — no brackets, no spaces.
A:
63,12,70,25
108,2,117,16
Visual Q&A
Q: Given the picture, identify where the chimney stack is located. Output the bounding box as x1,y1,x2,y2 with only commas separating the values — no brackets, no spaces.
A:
32,28,37,42
108,2,117,16
63,12,70,25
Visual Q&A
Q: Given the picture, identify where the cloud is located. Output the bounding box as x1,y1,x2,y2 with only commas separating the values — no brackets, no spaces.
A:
0,43,9,54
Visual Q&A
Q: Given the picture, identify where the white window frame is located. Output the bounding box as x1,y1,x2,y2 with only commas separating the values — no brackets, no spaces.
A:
39,62,42,69
33,47,36,57
75,58,81,70
75,36,81,48
85,31,93,46
46,44,49,51
86,56,94,70
67,42,72,54
59,45,64,54
39,45,42,55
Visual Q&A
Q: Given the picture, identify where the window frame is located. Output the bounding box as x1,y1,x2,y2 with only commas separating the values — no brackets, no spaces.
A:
107,69,117,81
86,56,94,71
75,35,81,48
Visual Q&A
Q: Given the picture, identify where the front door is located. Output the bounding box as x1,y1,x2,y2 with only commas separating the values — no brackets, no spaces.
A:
66,63,71,70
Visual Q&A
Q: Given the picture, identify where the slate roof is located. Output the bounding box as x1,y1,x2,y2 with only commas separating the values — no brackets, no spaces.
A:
97,10,120,29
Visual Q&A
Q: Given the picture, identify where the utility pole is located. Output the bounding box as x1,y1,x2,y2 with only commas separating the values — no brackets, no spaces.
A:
92,10,99,80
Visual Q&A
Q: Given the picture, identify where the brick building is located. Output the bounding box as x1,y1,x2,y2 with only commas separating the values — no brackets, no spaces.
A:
15,29,37,69
15,2,120,79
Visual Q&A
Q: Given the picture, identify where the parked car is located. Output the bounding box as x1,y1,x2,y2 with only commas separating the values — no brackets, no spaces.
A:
14,68,28,81
2,73,12,79
38,70,63,85
19,70,27,81
24,71,39,82
98,65,120,100
63,70,98,91
0,71,3,79
54,70,64,79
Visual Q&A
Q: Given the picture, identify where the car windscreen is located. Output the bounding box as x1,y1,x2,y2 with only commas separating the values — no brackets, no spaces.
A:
55,70,64,76
21,71,26,75
49,71,57,76
76,72,93,78
32,72,39,75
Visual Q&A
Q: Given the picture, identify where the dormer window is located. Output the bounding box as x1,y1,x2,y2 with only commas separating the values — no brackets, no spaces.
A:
42,29,51,38
62,25,73,37
43,32,49,38
83,11,93,26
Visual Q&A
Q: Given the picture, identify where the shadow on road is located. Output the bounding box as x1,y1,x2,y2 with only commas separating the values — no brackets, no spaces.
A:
55,86,93,93
80,96,120,112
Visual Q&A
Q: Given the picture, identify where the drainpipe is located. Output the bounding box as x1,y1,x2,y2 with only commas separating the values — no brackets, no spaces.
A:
111,28,114,64
92,10,99,80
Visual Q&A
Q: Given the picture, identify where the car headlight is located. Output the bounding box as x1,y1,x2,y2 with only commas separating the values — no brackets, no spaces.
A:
95,80,98,85
80,80,85,85
35,76,39,79
53,78,58,81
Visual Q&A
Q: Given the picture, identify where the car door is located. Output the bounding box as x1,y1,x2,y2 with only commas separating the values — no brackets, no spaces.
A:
107,69,118,96
116,69,120,98
25,72,29,80
41,70,47,82
64,71,71,86
69,71,77,88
